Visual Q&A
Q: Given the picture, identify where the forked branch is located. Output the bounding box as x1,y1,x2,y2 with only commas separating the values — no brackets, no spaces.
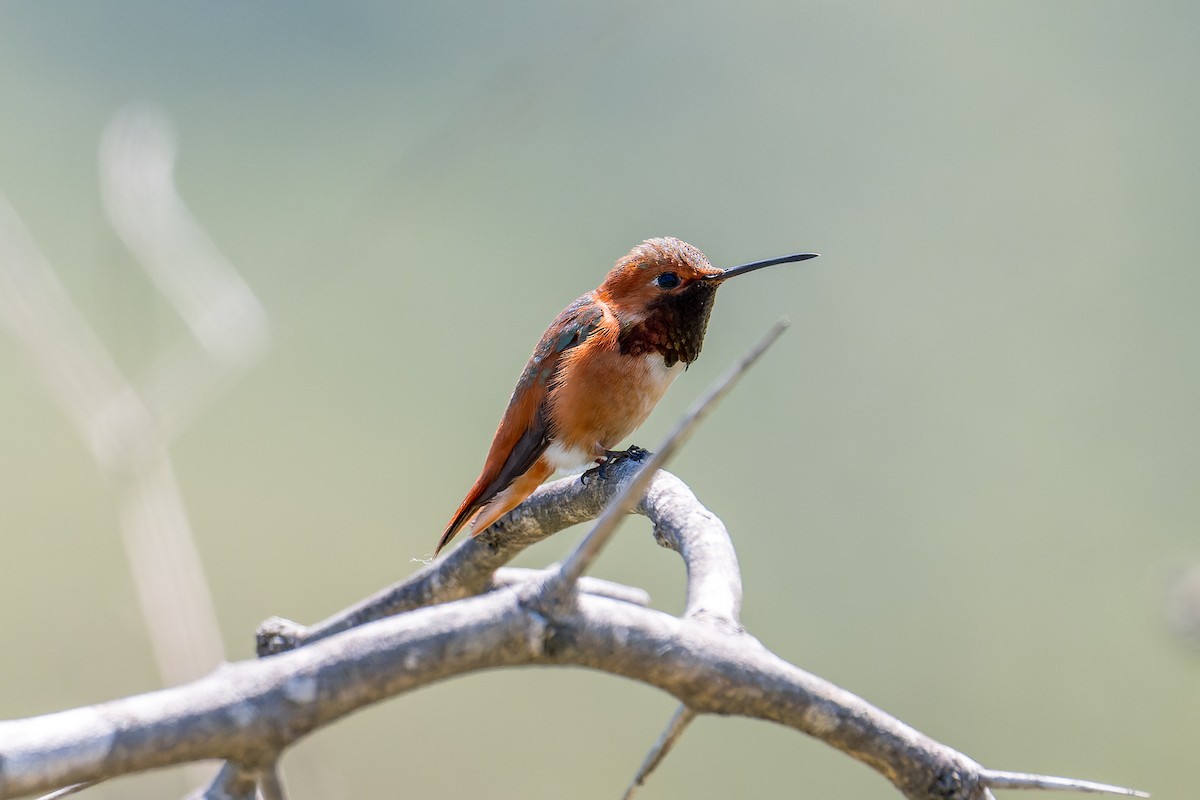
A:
0,326,1146,800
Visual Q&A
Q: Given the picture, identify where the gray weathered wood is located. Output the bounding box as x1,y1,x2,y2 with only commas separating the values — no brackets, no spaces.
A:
0,464,1145,800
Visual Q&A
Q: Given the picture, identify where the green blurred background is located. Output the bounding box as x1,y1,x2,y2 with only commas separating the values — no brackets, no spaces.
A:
0,2,1195,798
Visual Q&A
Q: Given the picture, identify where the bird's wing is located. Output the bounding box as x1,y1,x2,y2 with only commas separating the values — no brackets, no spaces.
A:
436,294,605,552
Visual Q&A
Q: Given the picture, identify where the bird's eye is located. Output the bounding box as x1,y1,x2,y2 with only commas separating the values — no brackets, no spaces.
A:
655,272,681,289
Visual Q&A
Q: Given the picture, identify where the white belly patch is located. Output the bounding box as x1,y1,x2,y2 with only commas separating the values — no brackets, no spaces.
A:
545,440,594,472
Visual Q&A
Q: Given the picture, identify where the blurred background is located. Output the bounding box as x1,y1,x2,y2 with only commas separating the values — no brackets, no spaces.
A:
0,2,1195,798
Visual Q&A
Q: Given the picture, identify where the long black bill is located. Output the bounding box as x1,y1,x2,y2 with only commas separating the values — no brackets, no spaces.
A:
707,251,819,281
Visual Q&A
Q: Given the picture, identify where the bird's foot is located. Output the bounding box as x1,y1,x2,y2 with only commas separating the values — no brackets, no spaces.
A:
580,445,650,485
611,444,650,463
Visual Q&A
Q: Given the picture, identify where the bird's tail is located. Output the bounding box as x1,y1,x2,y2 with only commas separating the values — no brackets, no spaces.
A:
434,458,554,556
435,497,482,556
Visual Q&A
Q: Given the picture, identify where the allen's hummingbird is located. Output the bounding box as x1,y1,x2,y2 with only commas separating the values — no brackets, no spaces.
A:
435,237,817,555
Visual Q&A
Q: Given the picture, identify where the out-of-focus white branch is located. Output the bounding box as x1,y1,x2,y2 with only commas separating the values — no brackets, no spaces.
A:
0,107,273,698
0,192,226,692
100,107,269,369
0,195,152,470
100,107,271,443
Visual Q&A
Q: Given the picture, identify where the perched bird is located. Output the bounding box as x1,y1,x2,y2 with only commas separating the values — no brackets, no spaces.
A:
435,237,817,555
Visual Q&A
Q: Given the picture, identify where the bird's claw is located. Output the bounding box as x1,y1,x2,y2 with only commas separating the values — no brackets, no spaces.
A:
620,445,650,462
580,445,650,485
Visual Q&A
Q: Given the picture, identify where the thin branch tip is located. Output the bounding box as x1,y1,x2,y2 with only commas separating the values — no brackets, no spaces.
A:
623,705,698,800
32,782,96,800
982,769,1149,798
550,321,788,591
257,763,288,800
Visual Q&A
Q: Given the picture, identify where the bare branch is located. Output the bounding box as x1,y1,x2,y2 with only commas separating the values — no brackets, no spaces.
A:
492,568,651,607
257,457,740,655
0,244,1143,800
188,764,256,800
0,562,1145,800
549,320,788,596
256,764,287,800
623,704,697,800
192,313,791,800
982,770,1149,798
253,323,784,657
32,782,95,800
638,469,742,625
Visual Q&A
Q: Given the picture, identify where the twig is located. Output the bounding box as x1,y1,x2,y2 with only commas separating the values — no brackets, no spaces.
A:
258,311,780,655
549,320,789,594
256,764,287,800
637,470,742,625
256,461,737,654
33,781,96,800
982,770,1149,798
189,763,257,800
492,568,651,607
0,586,1146,800
0,266,1145,800
622,704,697,799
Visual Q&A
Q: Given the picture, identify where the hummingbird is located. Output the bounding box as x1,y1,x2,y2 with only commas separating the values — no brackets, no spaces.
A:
435,237,818,555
